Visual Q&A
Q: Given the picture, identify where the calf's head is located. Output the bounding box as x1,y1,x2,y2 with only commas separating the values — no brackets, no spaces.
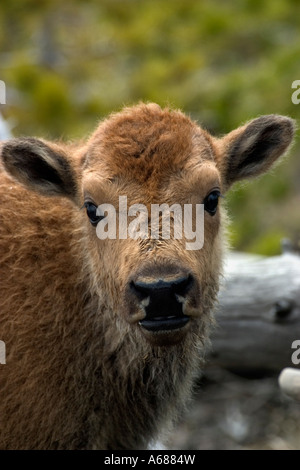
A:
1,104,294,347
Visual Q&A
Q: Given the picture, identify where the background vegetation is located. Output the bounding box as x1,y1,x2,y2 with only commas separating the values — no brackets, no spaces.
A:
1,0,300,254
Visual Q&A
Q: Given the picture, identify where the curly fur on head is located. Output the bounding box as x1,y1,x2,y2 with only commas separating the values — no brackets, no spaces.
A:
0,103,294,449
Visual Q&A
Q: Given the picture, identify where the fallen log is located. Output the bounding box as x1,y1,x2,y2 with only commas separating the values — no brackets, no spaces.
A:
208,247,300,375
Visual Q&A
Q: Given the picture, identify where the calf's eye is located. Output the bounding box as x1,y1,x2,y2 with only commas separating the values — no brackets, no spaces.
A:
84,202,105,226
203,190,221,216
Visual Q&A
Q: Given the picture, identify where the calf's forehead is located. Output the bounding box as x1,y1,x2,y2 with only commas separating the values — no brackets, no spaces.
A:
83,105,216,183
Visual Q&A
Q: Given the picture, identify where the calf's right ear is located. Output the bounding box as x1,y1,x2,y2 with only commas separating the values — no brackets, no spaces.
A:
1,138,78,201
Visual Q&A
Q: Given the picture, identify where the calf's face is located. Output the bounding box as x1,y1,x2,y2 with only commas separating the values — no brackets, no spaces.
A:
1,104,294,347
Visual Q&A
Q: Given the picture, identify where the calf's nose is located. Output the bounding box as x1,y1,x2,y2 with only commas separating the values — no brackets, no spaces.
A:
130,274,194,332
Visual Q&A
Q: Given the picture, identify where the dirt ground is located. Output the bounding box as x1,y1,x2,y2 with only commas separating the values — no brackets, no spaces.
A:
163,367,300,450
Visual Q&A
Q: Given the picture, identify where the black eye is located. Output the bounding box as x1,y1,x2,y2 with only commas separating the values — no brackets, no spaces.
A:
203,190,221,216
84,202,104,226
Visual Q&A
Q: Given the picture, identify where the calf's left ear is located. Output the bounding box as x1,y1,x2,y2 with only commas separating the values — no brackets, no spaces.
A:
1,137,78,202
216,115,295,190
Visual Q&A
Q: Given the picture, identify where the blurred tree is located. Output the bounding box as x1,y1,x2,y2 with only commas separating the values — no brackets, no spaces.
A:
0,0,299,253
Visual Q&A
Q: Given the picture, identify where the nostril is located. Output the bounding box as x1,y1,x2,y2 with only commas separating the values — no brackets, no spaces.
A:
172,274,194,297
130,280,150,301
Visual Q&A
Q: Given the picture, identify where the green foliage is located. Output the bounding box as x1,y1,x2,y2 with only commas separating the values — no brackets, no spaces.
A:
247,231,287,256
1,0,300,254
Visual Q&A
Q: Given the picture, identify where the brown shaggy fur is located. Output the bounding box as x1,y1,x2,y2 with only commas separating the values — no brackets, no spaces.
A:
0,103,294,449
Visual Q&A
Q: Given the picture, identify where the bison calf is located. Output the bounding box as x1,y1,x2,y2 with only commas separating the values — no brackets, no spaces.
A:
0,103,294,449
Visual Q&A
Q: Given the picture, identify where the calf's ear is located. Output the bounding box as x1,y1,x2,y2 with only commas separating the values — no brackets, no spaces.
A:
216,115,295,190
1,138,78,201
